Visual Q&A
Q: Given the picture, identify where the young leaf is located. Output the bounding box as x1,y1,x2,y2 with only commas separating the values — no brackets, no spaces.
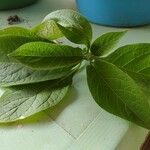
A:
31,20,63,40
0,35,43,62
0,62,77,87
0,75,72,123
104,43,150,76
9,42,84,70
91,31,126,56
86,59,150,129
44,9,92,48
0,26,34,37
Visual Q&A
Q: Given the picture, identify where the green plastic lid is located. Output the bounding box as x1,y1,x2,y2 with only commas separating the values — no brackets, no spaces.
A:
0,0,38,10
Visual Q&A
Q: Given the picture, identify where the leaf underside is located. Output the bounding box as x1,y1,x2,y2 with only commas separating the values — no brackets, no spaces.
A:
44,9,92,47
0,76,72,123
0,62,75,87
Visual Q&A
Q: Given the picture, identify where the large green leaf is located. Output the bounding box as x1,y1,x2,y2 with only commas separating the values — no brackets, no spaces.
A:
44,9,92,48
0,36,76,86
104,43,150,76
0,62,76,87
0,76,72,123
0,35,42,62
103,43,150,115
86,59,150,129
9,42,84,70
0,26,34,37
124,71,150,101
31,20,63,40
91,31,126,56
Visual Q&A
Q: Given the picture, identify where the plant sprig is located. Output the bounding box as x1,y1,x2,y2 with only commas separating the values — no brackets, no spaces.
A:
0,9,149,129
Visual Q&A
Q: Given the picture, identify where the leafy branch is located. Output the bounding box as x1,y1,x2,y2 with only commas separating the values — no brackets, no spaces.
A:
0,9,149,129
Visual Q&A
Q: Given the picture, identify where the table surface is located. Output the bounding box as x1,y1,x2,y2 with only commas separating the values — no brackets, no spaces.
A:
0,0,149,150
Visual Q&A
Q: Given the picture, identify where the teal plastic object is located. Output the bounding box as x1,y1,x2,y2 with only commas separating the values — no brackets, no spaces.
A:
0,0,38,10
76,0,150,27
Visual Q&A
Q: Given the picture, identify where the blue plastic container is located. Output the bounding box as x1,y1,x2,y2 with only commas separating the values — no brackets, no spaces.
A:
76,0,150,27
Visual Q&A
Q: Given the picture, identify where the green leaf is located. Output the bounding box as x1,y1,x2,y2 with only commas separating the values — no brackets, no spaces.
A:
0,62,77,87
125,71,150,101
9,42,84,70
0,76,72,123
31,20,63,40
91,31,126,56
105,43,150,76
0,35,76,86
0,26,34,37
103,43,150,112
86,59,150,129
0,35,43,62
44,9,92,48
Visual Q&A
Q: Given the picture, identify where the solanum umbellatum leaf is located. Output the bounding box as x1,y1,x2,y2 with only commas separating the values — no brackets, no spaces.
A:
0,75,72,123
87,59,150,129
91,31,126,56
9,42,84,70
44,9,92,48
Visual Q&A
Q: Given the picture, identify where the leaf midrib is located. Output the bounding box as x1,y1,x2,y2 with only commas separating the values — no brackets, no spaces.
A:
122,52,150,67
13,55,83,58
